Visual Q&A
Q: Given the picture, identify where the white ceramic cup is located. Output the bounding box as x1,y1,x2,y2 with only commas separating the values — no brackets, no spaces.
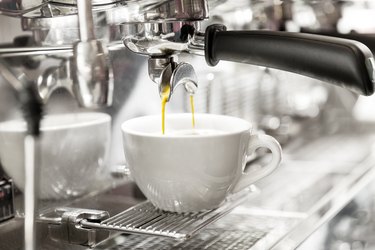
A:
0,112,111,199
121,113,282,212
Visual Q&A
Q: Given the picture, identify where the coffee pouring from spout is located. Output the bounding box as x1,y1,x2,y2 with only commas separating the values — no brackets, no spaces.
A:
148,57,198,101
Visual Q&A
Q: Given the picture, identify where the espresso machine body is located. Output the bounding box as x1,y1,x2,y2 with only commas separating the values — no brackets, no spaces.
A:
1,0,375,249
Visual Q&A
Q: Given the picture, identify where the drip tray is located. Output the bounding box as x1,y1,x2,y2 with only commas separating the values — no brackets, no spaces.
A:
97,212,301,250
40,186,259,246
105,229,267,250
82,186,258,240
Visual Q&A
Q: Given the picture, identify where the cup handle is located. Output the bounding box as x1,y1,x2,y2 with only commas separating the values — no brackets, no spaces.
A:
231,134,282,193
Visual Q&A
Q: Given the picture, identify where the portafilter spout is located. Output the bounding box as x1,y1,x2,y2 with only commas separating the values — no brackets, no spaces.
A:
148,57,198,101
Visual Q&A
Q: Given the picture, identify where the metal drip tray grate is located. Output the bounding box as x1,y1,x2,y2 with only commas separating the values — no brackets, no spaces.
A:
82,187,257,240
105,229,266,250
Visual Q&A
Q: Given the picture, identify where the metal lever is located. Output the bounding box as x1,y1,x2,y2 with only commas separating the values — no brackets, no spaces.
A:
46,207,110,247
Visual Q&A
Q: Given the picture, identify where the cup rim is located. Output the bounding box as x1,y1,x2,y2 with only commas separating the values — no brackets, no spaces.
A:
0,112,111,132
121,113,252,138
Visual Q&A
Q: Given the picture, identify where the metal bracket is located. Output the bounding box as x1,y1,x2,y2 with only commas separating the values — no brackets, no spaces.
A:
46,207,110,247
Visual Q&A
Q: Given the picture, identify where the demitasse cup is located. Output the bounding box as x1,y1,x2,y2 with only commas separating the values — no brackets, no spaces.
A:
121,113,282,212
0,112,111,199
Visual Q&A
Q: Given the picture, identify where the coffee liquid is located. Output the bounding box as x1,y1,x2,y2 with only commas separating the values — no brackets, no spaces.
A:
161,85,170,135
161,86,196,134
190,95,195,128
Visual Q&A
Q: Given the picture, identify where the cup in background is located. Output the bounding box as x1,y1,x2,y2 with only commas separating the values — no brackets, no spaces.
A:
0,112,111,199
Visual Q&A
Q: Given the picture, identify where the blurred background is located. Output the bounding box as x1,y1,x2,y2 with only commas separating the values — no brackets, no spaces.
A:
1,0,375,249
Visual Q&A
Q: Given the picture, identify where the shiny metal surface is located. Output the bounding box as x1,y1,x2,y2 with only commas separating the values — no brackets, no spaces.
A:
53,0,119,8
106,0,208,24
79,185,257,240
112,0,206,100
0,0,375,249
147,57,172,84
170,62,198,95
0,125,374,250
147,57,197,100
72,38,114,108
76,0,95,43
0,42,124,57
71,0,114,108
271,155,375,249
0,58,27,91
0,46,73,57
122,22,201,57
47,207,110,247
298,179,375,250
0,0,164,17
99,228,266,249
94,130,375,250
17,0,207,45
37,60,73,102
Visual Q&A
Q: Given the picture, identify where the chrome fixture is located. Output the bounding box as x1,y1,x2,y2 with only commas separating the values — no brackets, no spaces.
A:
148,57,198,100
1,0,114,108
38,186,256,247
71,0,113,108
45,207,110,247
3,0,373,101
119,0,375,97
119,0,207,98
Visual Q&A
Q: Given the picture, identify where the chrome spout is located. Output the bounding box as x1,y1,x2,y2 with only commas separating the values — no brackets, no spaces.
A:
148,57,198,101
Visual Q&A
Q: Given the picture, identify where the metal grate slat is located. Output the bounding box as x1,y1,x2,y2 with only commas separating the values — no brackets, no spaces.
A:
80,187,256,240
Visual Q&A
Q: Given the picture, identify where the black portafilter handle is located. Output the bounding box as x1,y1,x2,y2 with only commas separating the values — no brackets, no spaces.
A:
300,29,375,54
204,24,375,96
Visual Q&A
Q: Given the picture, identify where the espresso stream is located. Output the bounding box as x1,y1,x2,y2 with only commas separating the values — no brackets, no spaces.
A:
161,85,170,135
190,95,195,128
161,85,195,134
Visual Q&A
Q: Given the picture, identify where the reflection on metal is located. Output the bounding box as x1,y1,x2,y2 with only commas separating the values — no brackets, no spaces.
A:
0,41,123,57
44,207,110,247
37,60,73,102
99,228,266,249
0,58,26,91
122,22,202,57
148,57,198,101
271,153,375,250
366,57,375,85
39,185,257,244
72,39,114,108
0,0,177,17
95,134,375,250
1,1,375,249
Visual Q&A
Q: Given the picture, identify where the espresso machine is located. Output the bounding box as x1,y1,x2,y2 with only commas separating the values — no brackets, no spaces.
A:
1,0,375,249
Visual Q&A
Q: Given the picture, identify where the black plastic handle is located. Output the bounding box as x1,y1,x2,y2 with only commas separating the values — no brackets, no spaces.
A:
301,29,375,54
205,25,375,96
